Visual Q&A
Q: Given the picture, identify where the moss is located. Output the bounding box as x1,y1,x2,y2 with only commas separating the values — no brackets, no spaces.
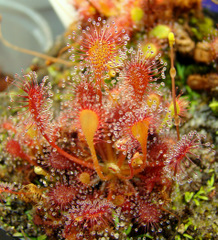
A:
190,16,216,41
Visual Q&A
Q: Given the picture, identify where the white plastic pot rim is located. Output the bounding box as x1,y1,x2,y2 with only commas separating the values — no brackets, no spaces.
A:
49,0,79,28
0,0,53,51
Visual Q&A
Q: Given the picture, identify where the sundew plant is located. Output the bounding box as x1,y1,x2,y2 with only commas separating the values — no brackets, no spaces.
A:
0,18,214,240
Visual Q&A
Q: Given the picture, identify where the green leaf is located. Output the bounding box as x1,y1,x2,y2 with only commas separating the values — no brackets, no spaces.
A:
196,187,205,195
112,211,119,227
176,63,186,83
207,174,215,187
209,100,218,115
193,199,200,206
37,235,47,240
144,233,154,239
207,186,215,193
185,86,200,99
13,232,24,237
124,225,132,235
175,235,181,240
184,220,192,231
136,233,154,239
197,195,208,201
25,210,33,220
183,233,194,239
184,192,194,203
6,196,11,206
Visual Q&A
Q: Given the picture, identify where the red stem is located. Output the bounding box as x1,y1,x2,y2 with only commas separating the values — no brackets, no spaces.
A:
42,133,94,169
